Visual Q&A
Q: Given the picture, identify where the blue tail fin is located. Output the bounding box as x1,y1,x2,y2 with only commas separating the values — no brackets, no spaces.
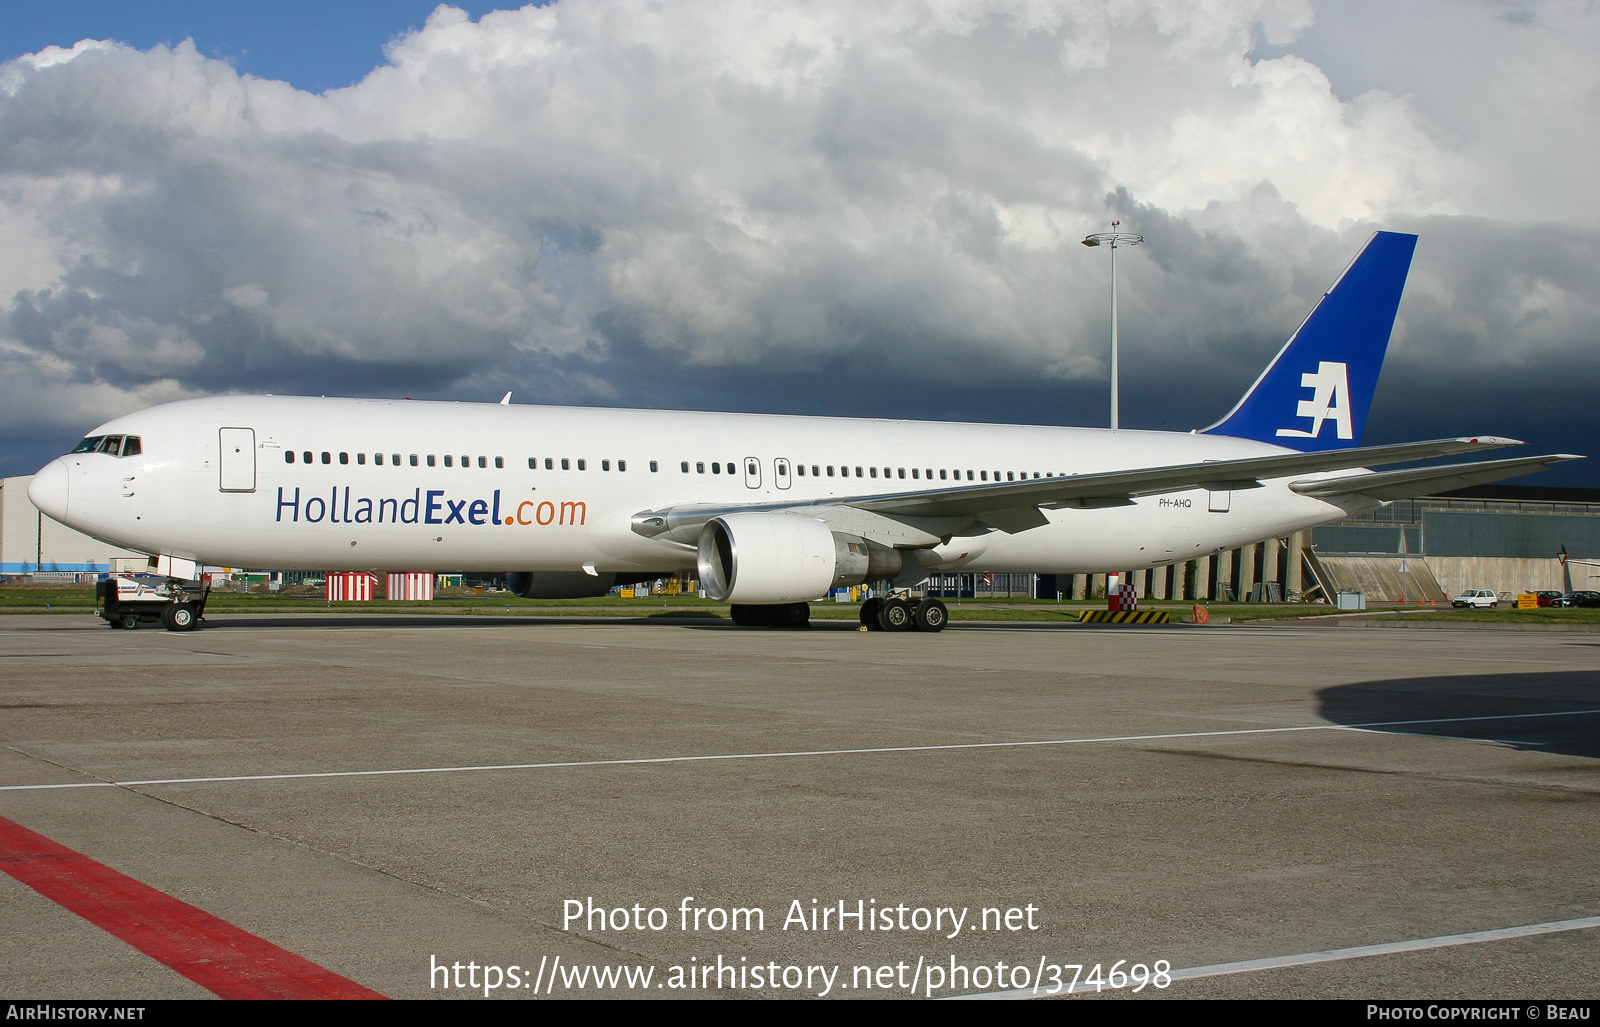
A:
1202,231,1417,451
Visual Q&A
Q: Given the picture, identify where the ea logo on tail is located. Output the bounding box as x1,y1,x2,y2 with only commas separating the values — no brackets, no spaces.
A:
1276,361,1353,441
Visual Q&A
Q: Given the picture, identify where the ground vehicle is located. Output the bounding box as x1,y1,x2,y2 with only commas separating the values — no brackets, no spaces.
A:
1452,589,1500,609
1557,590,1600,608
95,575,209,631
1531,590,1565,607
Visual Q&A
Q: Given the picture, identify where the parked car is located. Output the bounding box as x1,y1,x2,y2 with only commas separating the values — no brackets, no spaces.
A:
1451,589,1500,609
1557,590,1600,608
1530,590,1566,607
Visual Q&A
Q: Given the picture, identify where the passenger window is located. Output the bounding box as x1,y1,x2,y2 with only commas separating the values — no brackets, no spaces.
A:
939,469,947,480
374,453,383,466
748,460,758,476
870,467,878,478
577,459,586,470
427,455,436,467
286,451,295,464
444,455,453,467
925,469,933,479
461,455,470,467
618,460,627,472
981,471,988,481
479,456,488,468
697,462,705,474
339,453,349,465
827,466,834,477
711,462,720,474
529,458,537,469
357,453,366,465
681,461,690,473
855,467,863,477
545,458,554,469
602,459,611,471
393,454,401,466
303,451,312,464
322,452,332,464
796,465,806,476
967,470,974,480
561,458,570,470
813,465,820,476
1006,472,1013,481
410,454,419,466
650,461,659,472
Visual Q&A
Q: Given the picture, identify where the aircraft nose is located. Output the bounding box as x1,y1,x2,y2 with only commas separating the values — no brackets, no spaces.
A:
28,458,70,522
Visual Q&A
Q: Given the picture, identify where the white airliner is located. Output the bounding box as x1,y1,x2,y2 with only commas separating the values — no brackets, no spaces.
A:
27,232,1582,631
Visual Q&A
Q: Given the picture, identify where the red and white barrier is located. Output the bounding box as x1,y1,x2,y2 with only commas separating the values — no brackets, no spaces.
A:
326,573,376,601
1107,582,1139,612
386,572,434,601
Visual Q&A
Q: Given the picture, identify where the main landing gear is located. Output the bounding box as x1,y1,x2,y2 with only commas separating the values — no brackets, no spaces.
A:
859,596,948,633
727,596,949,632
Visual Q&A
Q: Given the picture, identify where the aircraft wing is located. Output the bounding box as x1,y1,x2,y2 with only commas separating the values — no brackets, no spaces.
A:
847,436,1524,528
1288,453,1584,503
633,436,1527,542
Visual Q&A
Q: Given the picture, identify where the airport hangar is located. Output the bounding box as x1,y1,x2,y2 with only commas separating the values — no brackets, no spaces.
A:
3,472,1598,602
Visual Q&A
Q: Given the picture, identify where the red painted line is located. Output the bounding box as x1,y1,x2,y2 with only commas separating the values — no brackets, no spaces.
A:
0,816,385,999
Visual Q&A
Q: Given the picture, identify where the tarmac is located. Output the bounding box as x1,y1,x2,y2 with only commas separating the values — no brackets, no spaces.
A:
1,611,1597,1000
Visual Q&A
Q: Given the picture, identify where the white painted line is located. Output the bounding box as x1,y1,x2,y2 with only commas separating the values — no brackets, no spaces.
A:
951,914,1600,999
2,708,1595,793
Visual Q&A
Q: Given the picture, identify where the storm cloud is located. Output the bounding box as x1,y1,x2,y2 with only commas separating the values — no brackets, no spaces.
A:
1,0,1596,479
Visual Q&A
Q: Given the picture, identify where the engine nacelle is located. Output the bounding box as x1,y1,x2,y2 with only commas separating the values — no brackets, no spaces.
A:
696,513,837,603
507,571,662,599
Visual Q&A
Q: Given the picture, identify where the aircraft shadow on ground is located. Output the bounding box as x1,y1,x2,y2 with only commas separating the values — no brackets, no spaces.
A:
1316,668,1600,761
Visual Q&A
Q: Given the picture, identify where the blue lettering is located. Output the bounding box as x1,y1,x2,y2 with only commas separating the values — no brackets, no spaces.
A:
424,490,445,524
491,489,501,525
331,487,341,523
445,499,466,524
276,487,300,522
306,496,327,522
401,489,420,524
468,499,488,525
378,497,397,523
355,497,373,523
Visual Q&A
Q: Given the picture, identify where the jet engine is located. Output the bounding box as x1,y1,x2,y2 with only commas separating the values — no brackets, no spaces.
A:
695,513,904,603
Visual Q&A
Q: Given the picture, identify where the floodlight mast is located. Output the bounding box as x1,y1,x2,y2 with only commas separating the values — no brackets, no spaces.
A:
1082,222,1143,429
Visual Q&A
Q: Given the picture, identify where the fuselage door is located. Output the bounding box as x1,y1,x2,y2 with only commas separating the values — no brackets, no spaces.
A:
744,457,761,489
219,427,256,492
774,458,791,490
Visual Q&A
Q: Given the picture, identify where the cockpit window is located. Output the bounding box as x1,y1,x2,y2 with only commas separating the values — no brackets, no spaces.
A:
68,434,140,456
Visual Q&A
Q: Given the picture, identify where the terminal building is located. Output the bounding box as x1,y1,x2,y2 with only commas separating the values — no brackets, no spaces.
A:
4,471,1598,602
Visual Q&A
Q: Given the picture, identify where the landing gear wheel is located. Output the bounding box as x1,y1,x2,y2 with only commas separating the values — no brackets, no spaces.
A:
860,597,884,630
162,603,198,632
913,598,948,633
877,597,912,632
730,604,754,626
119,614,140,630
774,603,810,629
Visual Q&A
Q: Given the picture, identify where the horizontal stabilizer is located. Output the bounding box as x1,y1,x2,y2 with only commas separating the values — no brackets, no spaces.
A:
1290,454,1584,502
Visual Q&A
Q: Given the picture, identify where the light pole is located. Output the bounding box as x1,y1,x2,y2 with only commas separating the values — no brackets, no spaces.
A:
1082,221,1143,429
